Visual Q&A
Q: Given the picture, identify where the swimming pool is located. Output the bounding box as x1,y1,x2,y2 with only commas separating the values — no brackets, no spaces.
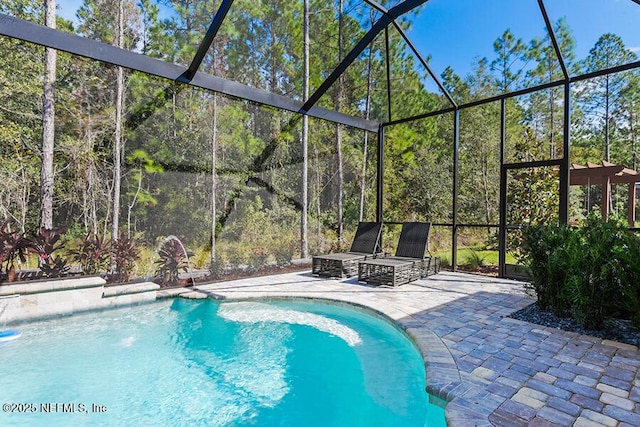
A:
0,298,446,426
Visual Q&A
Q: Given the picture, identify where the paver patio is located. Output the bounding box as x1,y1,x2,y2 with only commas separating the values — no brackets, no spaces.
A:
163,270,640,427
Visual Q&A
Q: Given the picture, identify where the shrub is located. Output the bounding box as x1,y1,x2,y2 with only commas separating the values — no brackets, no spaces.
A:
466,249,486,269
31,227,69,278
68,233,111,275
620,233,640,328
154,239,191,286
208,256,225,279
520,224,575,315
0,220,33,282
274,242,295,267
111,232,140,282
226,246,246,270
247,246,269,272
520,215,639,329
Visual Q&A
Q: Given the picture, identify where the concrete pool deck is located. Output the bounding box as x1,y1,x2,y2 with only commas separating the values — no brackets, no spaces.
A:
166,270,640,427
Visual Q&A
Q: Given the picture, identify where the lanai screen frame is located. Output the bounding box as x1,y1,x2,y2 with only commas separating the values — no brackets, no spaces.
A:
2,0,640,277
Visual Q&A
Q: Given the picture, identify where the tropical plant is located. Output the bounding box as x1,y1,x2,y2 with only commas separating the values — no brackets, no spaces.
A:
0,220,33,282
111,232,140,282
31,227,69,278
154,239,191,286
68,233,112,276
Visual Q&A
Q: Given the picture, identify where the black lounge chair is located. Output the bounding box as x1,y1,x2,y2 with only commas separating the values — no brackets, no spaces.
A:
358,222,440,287
312,222,382,278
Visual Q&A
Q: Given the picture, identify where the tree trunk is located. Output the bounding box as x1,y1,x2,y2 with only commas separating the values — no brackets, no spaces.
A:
41,0,57,229
300,0,310,259
335,0,344,243
112,0,126,241
210,92,218,262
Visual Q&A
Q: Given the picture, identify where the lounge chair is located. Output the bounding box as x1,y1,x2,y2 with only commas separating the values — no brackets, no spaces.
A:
358,222,440,287
312,222,382,278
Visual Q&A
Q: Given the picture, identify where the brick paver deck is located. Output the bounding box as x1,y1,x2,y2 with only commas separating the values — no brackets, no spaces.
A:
165,270,640,427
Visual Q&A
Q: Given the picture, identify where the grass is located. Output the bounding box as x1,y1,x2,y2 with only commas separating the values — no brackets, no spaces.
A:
433,246,517,268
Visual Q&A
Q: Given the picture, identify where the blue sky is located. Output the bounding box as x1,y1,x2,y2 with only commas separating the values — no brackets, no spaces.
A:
57,0,640,80
407,0,640,79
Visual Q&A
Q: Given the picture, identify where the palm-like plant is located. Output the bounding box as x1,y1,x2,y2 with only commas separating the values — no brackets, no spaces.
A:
0,220,32,282
68,233,111,275
111,232,140,282
154,239,190,286
31,227,69,278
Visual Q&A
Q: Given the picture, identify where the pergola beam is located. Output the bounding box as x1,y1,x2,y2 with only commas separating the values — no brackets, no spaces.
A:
0,13,378,132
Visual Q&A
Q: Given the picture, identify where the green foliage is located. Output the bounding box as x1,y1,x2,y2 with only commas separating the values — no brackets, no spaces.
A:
208,256,225,280
274,242,295,267
31,227,69,278
111,232,141,283
0,220,32,281
247,246,269,273
466,249,486,269
153,239,191,287
520,215,640,329
68,233,111,276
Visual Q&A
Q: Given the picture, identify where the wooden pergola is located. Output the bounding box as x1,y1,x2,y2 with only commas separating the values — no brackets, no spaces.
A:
570,161,640,226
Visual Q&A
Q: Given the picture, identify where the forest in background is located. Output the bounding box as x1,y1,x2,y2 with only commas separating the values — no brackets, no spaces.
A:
1,0,640,278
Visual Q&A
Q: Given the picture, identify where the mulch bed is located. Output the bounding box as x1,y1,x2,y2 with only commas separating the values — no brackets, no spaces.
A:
510,302,640,348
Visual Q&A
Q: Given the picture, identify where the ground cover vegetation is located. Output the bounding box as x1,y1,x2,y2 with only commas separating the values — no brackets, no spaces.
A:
1,1,640,283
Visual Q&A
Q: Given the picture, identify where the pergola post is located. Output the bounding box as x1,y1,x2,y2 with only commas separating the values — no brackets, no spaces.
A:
628,183,636,227
602,176,611,219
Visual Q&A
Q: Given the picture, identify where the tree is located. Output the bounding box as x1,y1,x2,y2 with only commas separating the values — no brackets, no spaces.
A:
300,0,310,258
112,0,126,241
580,33,637,162
41,0,56,229
490,29,526,93
335,0,345,244
525,18,577,158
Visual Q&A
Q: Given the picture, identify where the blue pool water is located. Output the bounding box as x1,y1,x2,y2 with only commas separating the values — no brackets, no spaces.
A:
0,298,446,426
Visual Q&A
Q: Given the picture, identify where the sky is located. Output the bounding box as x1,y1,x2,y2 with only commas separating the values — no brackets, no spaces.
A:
407,0,640,79
56,0,640,81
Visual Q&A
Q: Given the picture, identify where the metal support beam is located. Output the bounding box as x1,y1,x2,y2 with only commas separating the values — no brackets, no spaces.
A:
390,21,458,108
498,99,507,277
384,60,640,128
452,109,460,271
0,13,379,132
376,125,385,224
385,27,393,121
559,82,571,224
181,0,234,82
537,0,568,79
364,0,457,108
300,0,429,113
